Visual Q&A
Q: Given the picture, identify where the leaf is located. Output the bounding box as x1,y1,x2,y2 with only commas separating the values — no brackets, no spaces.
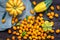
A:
45,21,49,24
46,23,51,27
45,21,53,27
42,23,47,27
50,22,53,26
42,24,45,27
48,26,52,31
43,27,48,31
45,0,52,9
22,31,26,37
42,21,53,31
26,15,28,21
16,22,20,26
45,21,49,26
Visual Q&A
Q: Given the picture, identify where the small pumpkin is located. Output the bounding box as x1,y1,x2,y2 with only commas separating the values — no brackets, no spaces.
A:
34,0,52,12
6,0,25,17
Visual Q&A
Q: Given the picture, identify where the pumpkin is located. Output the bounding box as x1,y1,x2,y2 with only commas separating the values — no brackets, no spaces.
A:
6,0,25,17
34,0,52,12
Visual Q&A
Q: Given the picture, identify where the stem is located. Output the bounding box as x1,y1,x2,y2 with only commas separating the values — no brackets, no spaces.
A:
44,0,52,8
2,11,7,19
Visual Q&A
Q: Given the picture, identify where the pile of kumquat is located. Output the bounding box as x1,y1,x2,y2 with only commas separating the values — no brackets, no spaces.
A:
7,15,55,40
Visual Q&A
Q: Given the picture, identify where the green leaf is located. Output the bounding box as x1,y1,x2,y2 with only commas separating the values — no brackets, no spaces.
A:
45,21,52,27
16,22,20,26
42,24,45,27
43,27,48,31
45,21,49,24
50,23,53,26
46,23,51,27
22,31,26,37
26,15,28,21
48,26,52,31
42,21,53,31
45,0,52,9
42,23,47,27
45,21,49,26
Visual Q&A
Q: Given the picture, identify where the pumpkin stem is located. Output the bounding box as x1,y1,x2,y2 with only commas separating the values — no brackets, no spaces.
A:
2,11,7,19
44,0,52,8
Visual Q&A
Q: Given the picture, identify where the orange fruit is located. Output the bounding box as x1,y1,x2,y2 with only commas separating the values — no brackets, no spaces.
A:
50,30,54,33
17,36,21,39
30,10,34,14
47,13,51,16
16,32,20,36
12,31,16,35
47,35,51,39
12,36,15,40
13,26,17,30
42,36,45,39
6,38,10,40
23,36,27,39
15,18,18,23
50,6,54,11
49,16,53,19
56,5,60,10
2,19,6,23
44,33,47,37
51,36,55,39
32,1,37,5
51,12,54,16
56,29,60,33
17,26,20,29
8,29,12,34
39,13,43,17
55,13,59,18
11,20,15,24
51,21,54,26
